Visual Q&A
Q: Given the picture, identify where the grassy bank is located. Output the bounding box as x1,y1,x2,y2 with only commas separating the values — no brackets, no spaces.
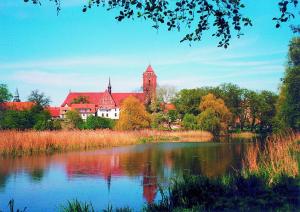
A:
0,130,213,156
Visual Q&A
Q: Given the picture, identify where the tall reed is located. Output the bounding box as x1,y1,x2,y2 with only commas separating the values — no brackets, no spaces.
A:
0,130,213,156
243,130,300,183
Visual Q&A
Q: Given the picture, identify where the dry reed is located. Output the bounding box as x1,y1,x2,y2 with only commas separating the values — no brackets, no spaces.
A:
230,132,257,139
0,130,213,156
243,130,300,182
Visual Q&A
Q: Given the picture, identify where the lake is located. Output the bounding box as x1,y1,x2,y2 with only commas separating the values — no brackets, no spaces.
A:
0,140,253,211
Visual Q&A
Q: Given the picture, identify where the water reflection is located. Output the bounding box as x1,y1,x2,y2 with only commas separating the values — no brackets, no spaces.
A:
0,141,251,210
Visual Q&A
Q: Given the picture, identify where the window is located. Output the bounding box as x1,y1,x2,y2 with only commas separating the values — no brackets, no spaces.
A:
115,113,117,117
102,113,104,117
106,113,108,117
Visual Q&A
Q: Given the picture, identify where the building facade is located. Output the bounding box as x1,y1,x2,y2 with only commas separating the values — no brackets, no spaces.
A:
60,65,157,120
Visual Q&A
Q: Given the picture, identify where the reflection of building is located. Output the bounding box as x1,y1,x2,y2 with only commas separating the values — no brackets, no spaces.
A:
142,163,158,203
60,65,157,120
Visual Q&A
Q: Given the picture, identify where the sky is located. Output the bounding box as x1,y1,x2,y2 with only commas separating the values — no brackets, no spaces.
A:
0,0,299,106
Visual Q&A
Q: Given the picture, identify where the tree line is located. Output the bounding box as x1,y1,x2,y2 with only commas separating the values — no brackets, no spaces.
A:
0,37,299,135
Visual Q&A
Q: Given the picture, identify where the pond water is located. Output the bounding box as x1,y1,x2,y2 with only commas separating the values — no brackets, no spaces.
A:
0,140,253,211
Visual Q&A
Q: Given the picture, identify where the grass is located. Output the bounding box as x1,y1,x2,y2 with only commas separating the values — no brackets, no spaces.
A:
0,130,213,156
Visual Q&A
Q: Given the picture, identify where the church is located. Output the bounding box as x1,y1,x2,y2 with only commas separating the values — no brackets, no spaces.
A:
59,65,157,120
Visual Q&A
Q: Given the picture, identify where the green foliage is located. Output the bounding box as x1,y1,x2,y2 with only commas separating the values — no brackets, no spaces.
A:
61,199,94,212
64,110,83,129
150,112,166,129
0,110,34,130
277,37,300,131
28,89,51,107
146,174,300,211
0,105,54,130
85,116,115,130
197,108,221,135
182,113,198,130
0,84,12,104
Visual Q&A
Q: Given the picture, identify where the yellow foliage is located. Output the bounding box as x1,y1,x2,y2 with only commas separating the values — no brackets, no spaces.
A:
115,96,151,130
200,93,231,120
198,93,232,134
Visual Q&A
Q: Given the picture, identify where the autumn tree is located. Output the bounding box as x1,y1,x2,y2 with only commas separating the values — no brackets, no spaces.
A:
115,96,151,130
197,93,231,135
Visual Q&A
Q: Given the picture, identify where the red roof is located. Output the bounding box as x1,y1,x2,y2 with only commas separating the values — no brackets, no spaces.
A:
0,102,35,111
112,93,145,106
62,92,145,108
61,92,103,107
145,65,154,73
46,107,60,117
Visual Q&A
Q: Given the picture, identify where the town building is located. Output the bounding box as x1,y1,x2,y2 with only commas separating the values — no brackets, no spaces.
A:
60,65,157,120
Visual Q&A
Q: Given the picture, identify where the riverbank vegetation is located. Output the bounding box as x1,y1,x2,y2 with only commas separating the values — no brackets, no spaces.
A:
0,130,213,156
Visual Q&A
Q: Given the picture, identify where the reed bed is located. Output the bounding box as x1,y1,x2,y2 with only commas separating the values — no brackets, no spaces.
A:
230,131,257,139
0,130,213,156
243,130,300,183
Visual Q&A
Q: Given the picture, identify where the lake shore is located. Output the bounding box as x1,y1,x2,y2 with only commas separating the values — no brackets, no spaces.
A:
0,130,213,156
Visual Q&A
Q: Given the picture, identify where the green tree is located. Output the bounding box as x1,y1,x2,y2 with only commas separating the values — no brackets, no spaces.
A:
0,110,34,130
182,113,198,130
258,91,278,133
0,84,12,104
28,90,51,107
167,110,178,129
277,37,300,131
64,110,83,129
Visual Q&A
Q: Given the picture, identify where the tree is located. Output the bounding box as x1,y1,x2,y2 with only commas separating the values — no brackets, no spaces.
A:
182,113,198,130
0,110,34,130
24,0,298,47
0,84,12,104
198,93,232,135
173,88,210,117
115,96,151,130
277,37,300,131
71,96,90,104
64,110,83,129
28,90,51,107
157,85,177,103
167,109,178,129
257,91,278,133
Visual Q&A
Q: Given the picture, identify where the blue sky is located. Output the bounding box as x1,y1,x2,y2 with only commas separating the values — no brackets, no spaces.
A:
0,0,299,106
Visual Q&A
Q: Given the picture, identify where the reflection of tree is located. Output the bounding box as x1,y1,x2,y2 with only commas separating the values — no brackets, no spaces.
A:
0,173,8,190
29,168,44,182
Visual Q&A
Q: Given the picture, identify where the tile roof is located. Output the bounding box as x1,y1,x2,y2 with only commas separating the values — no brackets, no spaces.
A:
0,102,35,111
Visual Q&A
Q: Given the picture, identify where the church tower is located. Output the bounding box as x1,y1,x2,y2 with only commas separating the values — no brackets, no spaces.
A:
143,65,157,105
13,88,21,102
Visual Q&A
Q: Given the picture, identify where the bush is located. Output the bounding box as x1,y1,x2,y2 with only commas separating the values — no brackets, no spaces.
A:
182,113,198,130
64,110,83,129
85,116,115,129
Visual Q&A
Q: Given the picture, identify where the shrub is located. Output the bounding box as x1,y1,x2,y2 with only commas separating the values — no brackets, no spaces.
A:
182,113,198,130
85,116,115,130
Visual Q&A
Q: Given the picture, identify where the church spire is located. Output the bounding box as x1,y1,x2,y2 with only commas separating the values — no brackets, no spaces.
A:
108,77,112,94
13,88,21,102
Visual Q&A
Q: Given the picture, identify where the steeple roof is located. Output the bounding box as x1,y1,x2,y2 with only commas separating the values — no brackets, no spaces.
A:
145,65,154,73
